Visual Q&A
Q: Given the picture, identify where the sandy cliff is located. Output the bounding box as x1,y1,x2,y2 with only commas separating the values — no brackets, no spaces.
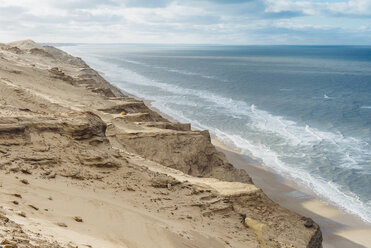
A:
0,40,322,248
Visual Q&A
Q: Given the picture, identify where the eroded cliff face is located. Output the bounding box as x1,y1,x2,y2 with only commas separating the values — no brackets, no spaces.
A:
0,109,122,178
0,40,322,248
115,129,252,183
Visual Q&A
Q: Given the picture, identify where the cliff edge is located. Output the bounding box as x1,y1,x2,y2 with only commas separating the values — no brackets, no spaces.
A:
0,40,322,248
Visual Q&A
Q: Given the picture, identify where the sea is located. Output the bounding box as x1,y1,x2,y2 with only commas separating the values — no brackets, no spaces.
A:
57,44,371,223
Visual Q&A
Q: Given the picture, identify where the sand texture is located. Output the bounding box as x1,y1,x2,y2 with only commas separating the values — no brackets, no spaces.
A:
0,40,322,248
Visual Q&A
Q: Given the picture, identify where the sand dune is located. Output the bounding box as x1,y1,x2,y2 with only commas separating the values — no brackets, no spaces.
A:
0,40,322,248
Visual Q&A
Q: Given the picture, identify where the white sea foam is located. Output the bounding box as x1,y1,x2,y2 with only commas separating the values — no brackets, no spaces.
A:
167,69,201,76
251,104,255,112
166,68,229,82
323,93,335,99
123,59,148,66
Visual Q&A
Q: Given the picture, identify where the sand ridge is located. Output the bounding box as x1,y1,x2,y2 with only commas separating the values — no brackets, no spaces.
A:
0,40,322,248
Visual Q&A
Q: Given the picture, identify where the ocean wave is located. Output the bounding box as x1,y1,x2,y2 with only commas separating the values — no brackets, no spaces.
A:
361,106,371,109
166,68,229,82
323,94,336,100
122,59,148,66
246,104,370,172
167,69,202,76
95,54,229,82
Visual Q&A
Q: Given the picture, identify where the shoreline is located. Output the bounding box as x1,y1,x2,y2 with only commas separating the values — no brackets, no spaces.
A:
215,140,371,248
145,98,371,248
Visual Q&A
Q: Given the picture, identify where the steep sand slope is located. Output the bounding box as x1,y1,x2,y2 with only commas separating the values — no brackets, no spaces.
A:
0,40,322,248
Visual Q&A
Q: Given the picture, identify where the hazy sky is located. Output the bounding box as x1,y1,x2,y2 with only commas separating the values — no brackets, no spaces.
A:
0,0,370,44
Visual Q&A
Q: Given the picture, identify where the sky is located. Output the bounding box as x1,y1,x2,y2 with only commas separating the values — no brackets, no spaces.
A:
0,0,370,45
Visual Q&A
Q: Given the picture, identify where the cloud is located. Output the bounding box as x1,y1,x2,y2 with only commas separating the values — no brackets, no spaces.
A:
123,0,172,8
264,0,371,17
0,0,370,44
51,0,120,9
204,0,255,4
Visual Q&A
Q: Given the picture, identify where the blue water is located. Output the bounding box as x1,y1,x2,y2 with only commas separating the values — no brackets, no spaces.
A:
58,44,371,223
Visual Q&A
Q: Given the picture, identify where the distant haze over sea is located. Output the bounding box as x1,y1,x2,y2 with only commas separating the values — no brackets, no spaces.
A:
59,44,371,223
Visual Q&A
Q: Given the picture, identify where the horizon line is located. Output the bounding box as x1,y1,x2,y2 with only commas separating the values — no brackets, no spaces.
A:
42,42,371,47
